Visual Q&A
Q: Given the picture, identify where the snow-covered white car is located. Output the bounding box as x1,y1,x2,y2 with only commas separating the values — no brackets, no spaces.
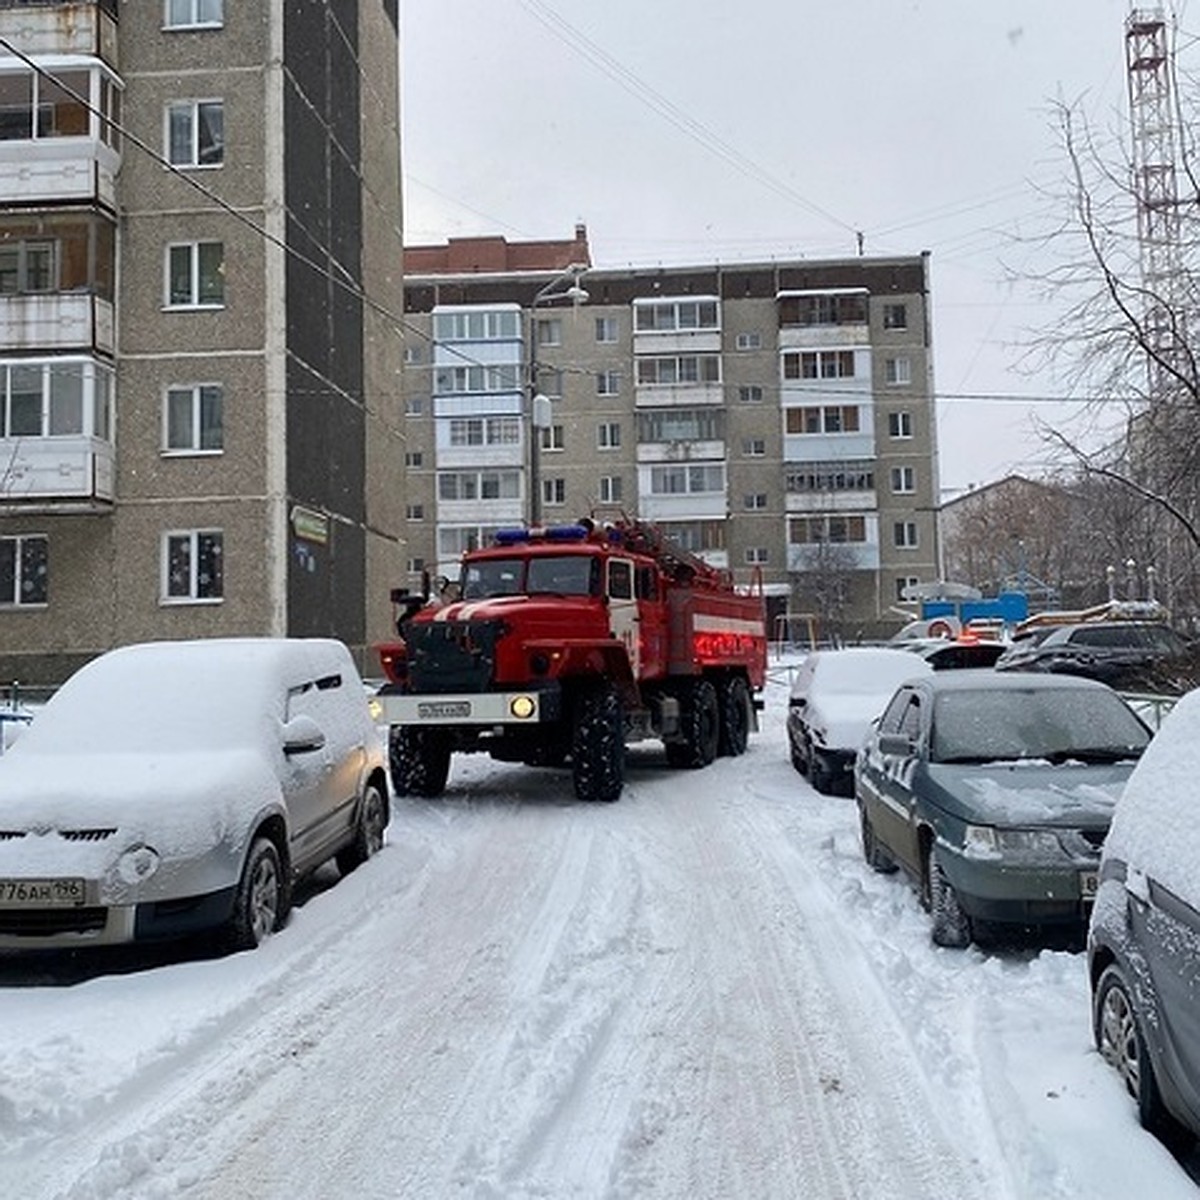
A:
787,647,933,794
0,638,389,954
1089,685,1200,1141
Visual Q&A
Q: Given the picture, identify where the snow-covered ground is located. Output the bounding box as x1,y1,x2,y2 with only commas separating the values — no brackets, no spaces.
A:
2,661,1197,1199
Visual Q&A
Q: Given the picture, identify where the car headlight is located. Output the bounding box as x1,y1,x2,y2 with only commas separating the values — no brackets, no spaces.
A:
117,844,161,885
963,824,1062,859
963,824,1000,857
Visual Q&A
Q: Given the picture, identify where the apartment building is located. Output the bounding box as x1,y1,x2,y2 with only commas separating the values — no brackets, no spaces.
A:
403,228,939,640
0,1,405,684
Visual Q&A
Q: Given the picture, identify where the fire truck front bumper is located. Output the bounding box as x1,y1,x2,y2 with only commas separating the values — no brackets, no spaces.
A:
375,684,562,727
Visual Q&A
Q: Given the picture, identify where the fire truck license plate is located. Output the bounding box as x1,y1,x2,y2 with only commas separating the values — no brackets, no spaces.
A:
0,878,86,907
417,700,472,719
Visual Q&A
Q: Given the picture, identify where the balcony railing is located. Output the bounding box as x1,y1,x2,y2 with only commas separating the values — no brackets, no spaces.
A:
0,3,118,62
0,434,113,507
0,292,113,355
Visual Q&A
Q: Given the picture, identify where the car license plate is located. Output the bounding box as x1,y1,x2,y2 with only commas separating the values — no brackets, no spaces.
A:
0,877,86,907
417,700,471,719
1080,870,1099,899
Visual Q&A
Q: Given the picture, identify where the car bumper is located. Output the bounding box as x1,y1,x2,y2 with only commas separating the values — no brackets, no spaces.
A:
0,886,237,951
941,854,1098,927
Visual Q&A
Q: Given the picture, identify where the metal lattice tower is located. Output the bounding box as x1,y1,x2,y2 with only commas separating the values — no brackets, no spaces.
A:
1125,8,1186,394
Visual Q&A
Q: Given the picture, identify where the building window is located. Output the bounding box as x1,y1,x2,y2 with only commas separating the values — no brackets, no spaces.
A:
888,410,913,439
403,345,422,365
406,504,423,520
637,408,724,442
738,385,764,404
648,464,725,496
539,424,565,452
0,534,47,606
435,364,520,394
786,462,874,492
599,475,622,503
745,547,769,565
598,422,621,450
595,316,619,343
536,318,562,347
405,396,424,416
891,466,915,494
163,530,223,602
0,240,56,294
596,370,621,396
404,450,423,467
636,356,721,386
447,416,520,447
894,521,919,549
884,356,912,385
782,350,856,380
166,100,223,167
735,332,762,350
407,557,425,574
166,241,224,308
165,0,224,28
634,298,719,332
790,515,867,544
438,470,521,501
1,359,111,439
744,493,767,510
883,302,908,330
433,309,520,341
164,383,223,453
542,477,566,507
785,405,861,435
742,438,765,457
536,367,563,398
895,576,920,602
778,292,868,327
0,69,91,141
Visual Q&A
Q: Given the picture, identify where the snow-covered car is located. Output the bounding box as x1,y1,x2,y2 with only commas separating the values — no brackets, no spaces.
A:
856,671,1152,948
0,638,389,954
786,647,933,795
1089,687,1200,1141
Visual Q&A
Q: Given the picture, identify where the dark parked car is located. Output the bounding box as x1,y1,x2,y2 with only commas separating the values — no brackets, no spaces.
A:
903,638,1007,671
994,620,1196,694
1089,687,1200,1142
855,671,1151,947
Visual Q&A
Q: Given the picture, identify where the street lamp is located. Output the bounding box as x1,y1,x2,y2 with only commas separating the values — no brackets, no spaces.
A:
528,265,588,526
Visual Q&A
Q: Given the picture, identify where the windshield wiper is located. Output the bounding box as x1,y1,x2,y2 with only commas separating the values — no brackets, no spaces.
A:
1044,747,1145,765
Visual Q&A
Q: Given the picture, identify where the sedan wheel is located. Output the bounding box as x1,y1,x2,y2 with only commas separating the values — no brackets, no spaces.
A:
1095,964,1167,1132
337,783,388,875
927,855,971,948
225,837,286,952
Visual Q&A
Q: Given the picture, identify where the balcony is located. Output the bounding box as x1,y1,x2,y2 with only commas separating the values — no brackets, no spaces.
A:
0,3,119,65
0,434,113,509
0,292,113,355
0,136,120,208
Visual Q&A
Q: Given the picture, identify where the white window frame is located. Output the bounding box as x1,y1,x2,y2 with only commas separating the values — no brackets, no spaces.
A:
537,317,562,347
884,356,912,386
541,477,566,507
735,332,762,350
595,316,619,344
893,521,919,549
163,382,223,455
162,529,224,603
598,422,621,450
744,493,767,510
888,410,913,439
166,99,224,168
883,302,908,330
738,385,764,404
165,241,224,309
164,0,225,30
891,465,916,494
895,575,921,602
406,504,424,520
0,533,48,607
744,547,769,565
405,396,424,416
742,438,766,457
599,475,622,503
596,370,621,396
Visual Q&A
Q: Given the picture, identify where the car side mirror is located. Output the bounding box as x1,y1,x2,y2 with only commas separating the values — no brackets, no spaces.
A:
877,732,914,756
282,714,326,756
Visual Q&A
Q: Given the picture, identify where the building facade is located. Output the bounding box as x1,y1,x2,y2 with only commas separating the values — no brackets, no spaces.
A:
403,230,940,640
0,0,405,684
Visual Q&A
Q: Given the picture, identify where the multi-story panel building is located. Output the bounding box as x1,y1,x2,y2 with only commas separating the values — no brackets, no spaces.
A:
404,228,938,639
0,1,405,683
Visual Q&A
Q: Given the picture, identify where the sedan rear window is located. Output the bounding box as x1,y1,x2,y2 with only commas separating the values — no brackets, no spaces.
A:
931,688,1151,764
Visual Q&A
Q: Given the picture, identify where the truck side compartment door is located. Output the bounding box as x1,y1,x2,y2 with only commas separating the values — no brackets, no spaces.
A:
607,557,639,674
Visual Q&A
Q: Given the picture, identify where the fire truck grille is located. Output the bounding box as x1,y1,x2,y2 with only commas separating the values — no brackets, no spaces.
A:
407,620,501,693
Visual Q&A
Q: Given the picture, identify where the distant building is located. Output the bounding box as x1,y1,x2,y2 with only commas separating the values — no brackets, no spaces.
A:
0,1,405,684
402,228,939,639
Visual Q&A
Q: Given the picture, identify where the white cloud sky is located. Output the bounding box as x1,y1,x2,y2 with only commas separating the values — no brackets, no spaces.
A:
400,0,1153,492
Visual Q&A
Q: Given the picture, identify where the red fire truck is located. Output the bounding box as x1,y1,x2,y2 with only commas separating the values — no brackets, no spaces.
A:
375,519,768,802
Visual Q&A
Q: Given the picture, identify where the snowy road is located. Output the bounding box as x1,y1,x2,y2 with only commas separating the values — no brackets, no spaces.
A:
2,666,1196,1198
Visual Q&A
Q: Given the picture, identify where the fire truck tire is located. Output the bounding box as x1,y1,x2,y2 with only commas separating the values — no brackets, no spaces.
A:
717,676,751,757
666,678,720,768
389,725,451,798
572,685,625,802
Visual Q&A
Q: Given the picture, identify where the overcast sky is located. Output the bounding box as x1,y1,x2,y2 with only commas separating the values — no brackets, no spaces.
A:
400,0,1163,494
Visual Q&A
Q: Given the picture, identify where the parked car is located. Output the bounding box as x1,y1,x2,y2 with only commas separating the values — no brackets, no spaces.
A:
995,620,1197,694
1089,687,1200,1141
856,671,1151,947
0,638,389,954
787,647,933,795
903,637,1007,671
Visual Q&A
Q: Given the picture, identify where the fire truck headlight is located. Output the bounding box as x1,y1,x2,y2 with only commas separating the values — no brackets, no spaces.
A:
510,695,537,720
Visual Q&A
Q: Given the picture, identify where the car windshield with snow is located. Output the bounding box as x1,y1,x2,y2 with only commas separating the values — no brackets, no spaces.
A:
0,638,389,954
855,670,1151,948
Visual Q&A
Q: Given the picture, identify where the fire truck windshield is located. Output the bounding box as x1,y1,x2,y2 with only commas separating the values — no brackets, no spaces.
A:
462,558,524,599
526,555,595,596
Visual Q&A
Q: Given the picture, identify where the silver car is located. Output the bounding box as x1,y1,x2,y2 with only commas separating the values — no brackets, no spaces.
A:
0,638,389,953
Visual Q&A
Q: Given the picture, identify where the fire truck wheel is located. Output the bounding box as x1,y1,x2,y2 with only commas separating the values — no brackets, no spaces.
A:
666,678,720,769
717,676,751,757
572,685,625,802
389,725,451,798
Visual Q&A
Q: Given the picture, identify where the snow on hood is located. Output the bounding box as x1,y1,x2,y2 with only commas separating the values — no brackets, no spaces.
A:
810,689,902,751
934,763,1130,826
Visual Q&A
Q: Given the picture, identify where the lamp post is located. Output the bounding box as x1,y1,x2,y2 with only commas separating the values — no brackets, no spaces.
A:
528,265,588,526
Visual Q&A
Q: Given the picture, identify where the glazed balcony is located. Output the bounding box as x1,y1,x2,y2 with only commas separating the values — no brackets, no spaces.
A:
0,434,113,508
